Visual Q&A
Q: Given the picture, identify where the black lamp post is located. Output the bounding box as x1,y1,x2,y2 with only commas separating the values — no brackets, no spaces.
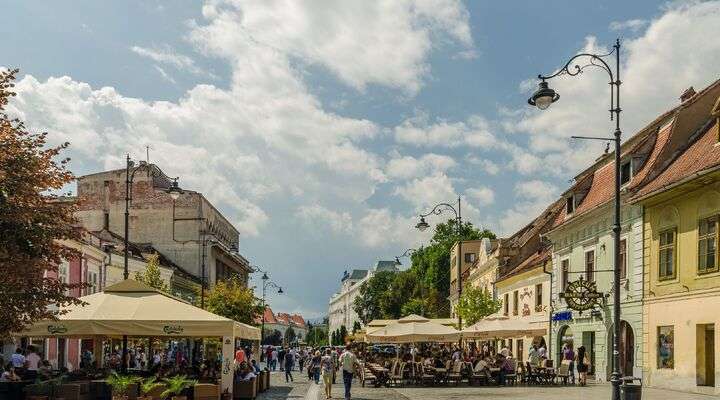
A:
529,38,623,400
394,248,416,266
415,197,463,328
123,155,182,372
258,270,283,346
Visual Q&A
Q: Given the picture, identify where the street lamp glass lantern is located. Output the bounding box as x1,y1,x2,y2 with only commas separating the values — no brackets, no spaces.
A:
261,272,269,281
415,216,430,232
528,81,560,110
277,287,283,294
166,178,183,200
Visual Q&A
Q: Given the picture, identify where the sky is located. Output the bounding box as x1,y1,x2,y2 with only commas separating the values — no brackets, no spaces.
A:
3,1,720,318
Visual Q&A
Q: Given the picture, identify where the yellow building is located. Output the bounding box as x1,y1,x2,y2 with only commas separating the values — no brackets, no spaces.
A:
633,97,720,395
450,239,492,319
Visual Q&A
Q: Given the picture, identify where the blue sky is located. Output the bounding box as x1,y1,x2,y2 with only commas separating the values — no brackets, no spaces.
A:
3,0,720,317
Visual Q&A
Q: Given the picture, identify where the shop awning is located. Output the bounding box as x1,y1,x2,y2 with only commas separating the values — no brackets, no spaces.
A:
18,279,260,340
366,314,461,343
462,315,547,340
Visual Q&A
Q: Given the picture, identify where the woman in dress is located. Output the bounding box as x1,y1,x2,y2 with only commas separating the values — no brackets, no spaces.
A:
574,345,590,386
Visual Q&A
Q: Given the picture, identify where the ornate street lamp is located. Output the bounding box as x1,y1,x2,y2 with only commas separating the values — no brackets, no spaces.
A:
394,248,416,266
255,266,283,345
415,197,463,328
528,38,623,400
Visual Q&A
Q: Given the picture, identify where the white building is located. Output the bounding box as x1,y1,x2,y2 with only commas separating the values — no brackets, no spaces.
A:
328,261,397,341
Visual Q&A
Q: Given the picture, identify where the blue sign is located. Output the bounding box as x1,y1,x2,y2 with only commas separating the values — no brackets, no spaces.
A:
552,311,573,322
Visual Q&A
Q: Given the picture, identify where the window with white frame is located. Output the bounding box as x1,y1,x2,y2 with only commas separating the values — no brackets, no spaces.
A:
86,271,98,295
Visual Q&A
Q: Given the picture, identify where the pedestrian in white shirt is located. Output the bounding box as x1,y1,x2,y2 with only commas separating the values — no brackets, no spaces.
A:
25,346,41,380
340,345,358,400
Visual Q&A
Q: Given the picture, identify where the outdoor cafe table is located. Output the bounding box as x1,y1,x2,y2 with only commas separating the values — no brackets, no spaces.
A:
368,363,390,387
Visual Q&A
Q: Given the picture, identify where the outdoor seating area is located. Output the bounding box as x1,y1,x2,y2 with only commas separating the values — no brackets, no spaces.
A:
5,280,263,400
356,314,573,391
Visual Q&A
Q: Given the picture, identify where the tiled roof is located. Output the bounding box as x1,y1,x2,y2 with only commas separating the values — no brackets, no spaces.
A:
498,247,551,282
633,118,720,199
290,314,306,327
374,260,399,272
343,269,368,281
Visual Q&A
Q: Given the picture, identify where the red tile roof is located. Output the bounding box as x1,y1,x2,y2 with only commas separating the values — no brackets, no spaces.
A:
633,118,720,199
290,314,306,327
498,247,551,282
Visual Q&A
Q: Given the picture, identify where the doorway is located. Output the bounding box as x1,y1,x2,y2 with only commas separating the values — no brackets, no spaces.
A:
619,321,635,377
696,324,715,386
558,325,574,362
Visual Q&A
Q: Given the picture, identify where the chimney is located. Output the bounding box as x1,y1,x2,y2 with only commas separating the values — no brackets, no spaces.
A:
680,86,696,103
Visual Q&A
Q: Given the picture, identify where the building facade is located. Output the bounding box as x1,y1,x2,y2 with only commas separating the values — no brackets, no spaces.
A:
633,97,720,394
259,308,308,344
328,261,398,341
74,163,252,293
450,239,491,317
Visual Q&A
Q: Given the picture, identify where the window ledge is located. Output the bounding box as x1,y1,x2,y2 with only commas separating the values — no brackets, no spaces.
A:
695,270,720,280
656,277,679,286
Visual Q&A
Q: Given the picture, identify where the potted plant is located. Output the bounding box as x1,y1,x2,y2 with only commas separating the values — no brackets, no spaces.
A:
161,375,197,400
138,377,164,400
106,372,139,400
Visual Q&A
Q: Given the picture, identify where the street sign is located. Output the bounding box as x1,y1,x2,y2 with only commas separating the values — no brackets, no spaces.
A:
559,276,604,314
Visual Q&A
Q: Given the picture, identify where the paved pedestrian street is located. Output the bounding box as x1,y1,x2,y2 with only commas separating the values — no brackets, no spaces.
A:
259,370,715,400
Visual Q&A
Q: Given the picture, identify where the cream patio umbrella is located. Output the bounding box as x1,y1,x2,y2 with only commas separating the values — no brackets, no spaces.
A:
18,279,260,395
366,314,461,343
461,315,547,340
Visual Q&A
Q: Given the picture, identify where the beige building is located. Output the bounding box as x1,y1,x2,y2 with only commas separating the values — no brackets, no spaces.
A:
74,163,252,298
450,239,491,318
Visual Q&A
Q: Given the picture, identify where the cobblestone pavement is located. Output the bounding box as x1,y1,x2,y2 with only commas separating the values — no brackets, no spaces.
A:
257,369,717,400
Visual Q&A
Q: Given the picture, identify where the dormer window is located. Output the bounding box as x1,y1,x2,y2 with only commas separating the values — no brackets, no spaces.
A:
620,159,632,186
566,195,575,214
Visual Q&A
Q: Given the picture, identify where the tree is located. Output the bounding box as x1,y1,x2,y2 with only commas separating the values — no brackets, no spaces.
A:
134,253,168,292
265,330,282,346
306,326,328,346
206,276,264,325
352,321,361,334
352,270,395,324
0,69,85,336
331,330,337,346
400,298,426,316
455,286,502,327
339,325,348,344
284,326,296,344
410,219,494,317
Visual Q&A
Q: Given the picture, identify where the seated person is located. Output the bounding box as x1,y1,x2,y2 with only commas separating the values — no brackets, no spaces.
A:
38,360,52,380
234,362,256,382
433,358,445,369
1,364,21,382
250,359,261,374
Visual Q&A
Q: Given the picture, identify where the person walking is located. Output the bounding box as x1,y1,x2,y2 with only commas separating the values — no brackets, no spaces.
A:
575,345,590,386
563,344,576,384
339,345,358,400
311,350,322,384
270,347,278,371
284,348,295,382
298,348,306,372
320,349,334,399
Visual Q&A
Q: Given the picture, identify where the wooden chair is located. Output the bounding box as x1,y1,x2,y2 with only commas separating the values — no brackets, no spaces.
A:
556,360,571,385
420,365,436,386
390,362,406,386
504,359,518,386
447,360,463,386
360,364,377,387
470,360,489,386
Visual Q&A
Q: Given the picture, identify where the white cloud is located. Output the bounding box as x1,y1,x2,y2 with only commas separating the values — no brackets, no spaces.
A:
356,208,430,248
192,0,473,94
466,156,500,175
385,153,456,180
153,65,176,84
495,180,560,236
609,19,648,32
395,113,497,148
504,1,720,177
131,45,215,78
466,186,494,206
295,205,353,234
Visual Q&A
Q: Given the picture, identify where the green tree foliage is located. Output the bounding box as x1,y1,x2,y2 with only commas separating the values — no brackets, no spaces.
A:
0,69,86,336
206,277,264,325
353,270,395,324
455,286,502,327
134,253,168,292
264,329,282,346
284,326,296,344
351,219,494,321
330,330,337,346
339,325,348,344
352,321,361,334
306,326,328,346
